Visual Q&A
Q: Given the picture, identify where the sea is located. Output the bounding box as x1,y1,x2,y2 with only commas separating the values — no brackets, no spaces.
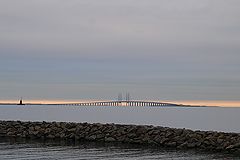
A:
0,105,240,159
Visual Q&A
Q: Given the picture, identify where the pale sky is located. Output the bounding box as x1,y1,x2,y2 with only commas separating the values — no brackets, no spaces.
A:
0,0,240,102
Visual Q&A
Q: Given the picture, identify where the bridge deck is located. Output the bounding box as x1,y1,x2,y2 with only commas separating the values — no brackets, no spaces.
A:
54,101,179,107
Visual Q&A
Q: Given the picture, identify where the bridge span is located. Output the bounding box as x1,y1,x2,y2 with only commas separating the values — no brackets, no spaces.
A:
55,101,180,107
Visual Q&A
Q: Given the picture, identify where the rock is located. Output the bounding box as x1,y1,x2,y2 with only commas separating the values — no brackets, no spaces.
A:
69,133,75,139
165,131,173,138
1,120,240,154
96,134,105,139
187,142,198,148
7,132,14,136
88,135,97,140
226,145,235,150
177,142,188,149
217,138,224,144
160,137,169,144
166,142,177,147
0,130,7,134
153,135,162,142
29,126,34,131
67,128,76,133
60,133,65,138
33,131,39,136
128,133,137,138
47,134,55,139
233,142,240,148
226,143,240,150
34,126,41,131
105,137,115,142
78,133,85,138
136,127,147,135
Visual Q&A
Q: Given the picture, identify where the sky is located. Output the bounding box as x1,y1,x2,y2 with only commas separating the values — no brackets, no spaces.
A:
0,0,240,103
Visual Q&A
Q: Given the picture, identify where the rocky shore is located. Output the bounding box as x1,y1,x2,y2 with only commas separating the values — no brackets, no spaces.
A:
0,120,240,154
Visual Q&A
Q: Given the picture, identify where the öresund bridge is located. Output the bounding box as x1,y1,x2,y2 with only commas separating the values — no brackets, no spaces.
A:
16,93,181,107
56,100,180,107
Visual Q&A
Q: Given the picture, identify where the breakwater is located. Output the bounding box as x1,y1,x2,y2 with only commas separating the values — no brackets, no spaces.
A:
0,121,240,154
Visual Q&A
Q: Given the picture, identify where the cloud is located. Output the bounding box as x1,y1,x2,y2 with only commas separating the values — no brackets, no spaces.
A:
0,0,239,55
0,0,240,100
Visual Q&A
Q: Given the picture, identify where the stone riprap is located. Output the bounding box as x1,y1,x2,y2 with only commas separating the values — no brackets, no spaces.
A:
0,121,240,153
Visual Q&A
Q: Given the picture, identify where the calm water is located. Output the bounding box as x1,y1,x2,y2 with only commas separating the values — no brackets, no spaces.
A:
0,105,240,132
0,138,239,160
0,105,240,159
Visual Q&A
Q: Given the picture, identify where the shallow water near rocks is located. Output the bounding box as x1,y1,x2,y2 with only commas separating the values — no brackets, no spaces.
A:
0,138,239,160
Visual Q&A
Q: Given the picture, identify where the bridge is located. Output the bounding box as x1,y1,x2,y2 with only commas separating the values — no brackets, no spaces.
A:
55,100,180,107
17,93,181,107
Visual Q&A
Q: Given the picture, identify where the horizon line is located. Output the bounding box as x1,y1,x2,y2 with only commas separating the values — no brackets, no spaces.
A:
1,99,240,107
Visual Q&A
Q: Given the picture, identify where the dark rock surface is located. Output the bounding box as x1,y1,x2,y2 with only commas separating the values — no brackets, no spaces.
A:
0,120,239,154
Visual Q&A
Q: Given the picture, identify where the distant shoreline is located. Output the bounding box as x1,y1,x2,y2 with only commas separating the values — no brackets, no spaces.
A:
0,103,214,107
2,100,240,107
